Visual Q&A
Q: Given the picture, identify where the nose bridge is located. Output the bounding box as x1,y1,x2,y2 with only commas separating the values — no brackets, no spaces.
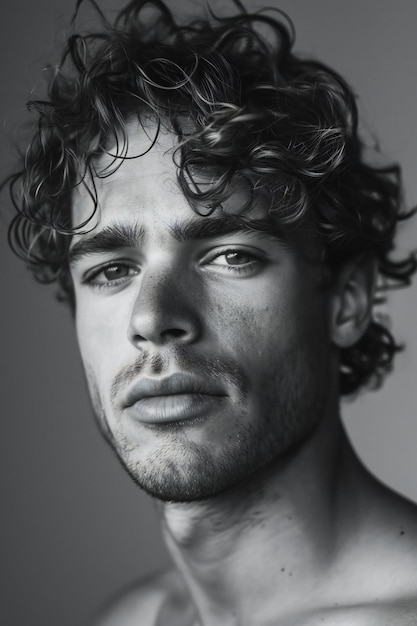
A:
127,260,200,346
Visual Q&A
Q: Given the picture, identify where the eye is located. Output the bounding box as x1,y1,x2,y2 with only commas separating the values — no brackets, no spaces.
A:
212,251,255,266
84,262,139,289
207,248,262,275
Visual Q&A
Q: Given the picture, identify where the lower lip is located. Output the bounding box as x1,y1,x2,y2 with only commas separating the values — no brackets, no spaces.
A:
126,393,225,425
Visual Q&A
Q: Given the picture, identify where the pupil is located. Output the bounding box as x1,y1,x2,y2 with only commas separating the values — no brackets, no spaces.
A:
105,265,126,279
226,252,246,265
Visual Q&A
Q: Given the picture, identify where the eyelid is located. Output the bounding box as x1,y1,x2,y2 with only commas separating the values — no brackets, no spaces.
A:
199,244,265,264
198,245,266,279
81,259,139,286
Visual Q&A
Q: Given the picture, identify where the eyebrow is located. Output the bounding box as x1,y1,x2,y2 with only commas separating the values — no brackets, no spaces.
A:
68,214,288,266
169,215,288,242
69,222,146,266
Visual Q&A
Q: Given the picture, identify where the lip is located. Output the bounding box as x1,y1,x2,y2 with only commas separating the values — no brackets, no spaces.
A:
123,372,227,424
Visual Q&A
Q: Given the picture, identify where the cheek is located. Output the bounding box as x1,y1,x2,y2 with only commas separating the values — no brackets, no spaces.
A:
207,276,316,351
214,276,329,384
74,295,128,378
75,305,100,367
202,279,284,335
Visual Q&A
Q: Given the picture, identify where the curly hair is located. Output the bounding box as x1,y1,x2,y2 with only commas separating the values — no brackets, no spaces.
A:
5,0,416,394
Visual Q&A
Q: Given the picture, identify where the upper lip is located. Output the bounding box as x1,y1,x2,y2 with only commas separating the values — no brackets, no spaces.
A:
124,372,226,408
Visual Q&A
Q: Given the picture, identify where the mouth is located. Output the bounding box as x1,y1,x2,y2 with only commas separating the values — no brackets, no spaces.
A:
127,393,225,424
123,373,227,425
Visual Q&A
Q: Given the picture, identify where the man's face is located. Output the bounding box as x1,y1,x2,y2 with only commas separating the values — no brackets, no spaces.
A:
70,124,334,502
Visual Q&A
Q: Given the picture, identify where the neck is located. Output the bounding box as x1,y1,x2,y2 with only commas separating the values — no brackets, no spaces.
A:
158,403,365,625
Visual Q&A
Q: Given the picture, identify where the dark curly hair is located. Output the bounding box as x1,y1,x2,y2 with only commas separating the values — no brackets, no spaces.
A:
5,0,416,394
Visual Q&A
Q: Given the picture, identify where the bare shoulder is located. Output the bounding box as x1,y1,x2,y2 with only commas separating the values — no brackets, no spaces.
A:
93,568,191,626
319,486,417,625
311,599,417,626
351,487,417,593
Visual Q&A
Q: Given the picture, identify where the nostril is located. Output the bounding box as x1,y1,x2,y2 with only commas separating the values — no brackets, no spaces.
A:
132,333,147,342
162,328,187,339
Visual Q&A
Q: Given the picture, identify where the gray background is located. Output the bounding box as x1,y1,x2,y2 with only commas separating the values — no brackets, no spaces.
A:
1,1,416,625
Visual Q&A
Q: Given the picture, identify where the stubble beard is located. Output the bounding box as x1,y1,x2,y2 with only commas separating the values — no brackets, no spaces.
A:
83,341,329,503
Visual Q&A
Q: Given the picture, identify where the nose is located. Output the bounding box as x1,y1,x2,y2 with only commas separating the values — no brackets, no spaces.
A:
127,267,202,347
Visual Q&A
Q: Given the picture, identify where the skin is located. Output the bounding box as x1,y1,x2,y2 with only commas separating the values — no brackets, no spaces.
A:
69,124,417,625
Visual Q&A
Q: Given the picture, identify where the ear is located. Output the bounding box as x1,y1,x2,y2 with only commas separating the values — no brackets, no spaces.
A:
330,255,377,348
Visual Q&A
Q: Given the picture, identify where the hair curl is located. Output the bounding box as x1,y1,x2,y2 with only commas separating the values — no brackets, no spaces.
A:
5,0,417,394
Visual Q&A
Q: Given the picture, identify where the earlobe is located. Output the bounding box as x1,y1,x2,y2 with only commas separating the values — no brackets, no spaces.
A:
330,255,377,348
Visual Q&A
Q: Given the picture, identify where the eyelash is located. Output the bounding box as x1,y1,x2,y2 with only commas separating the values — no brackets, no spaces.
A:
84,263,139,290
206,248,262,275
83,248,262,291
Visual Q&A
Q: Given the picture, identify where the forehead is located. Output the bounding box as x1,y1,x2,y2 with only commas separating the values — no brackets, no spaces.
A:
73,119,279,227
72,123,185,228
70,121,317,255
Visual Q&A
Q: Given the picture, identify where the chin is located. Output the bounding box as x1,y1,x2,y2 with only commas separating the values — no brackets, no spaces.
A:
110,441,256,502
111,431,312,503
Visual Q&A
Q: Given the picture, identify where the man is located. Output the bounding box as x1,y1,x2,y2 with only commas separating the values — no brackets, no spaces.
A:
6,0,417,624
